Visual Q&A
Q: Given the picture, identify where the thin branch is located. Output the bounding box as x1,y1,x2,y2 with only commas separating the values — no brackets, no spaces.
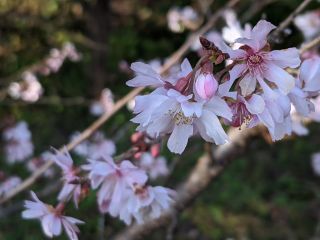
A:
0,96,92,106
300,34,320,54
112,126,264,240
269,0,314,43
0,0,240,205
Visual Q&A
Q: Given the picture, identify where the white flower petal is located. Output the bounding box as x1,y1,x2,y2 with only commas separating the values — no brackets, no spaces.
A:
167,124,193,154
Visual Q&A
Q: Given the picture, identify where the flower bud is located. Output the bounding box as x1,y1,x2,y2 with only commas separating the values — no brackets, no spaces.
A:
195,73,218,100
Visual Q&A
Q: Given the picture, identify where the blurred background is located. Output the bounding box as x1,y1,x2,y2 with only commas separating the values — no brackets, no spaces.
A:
1,0,320,239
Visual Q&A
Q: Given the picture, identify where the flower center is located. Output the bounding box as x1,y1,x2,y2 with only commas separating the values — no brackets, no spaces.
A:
248,54,263,65
230,102,252,128
170,110,194,125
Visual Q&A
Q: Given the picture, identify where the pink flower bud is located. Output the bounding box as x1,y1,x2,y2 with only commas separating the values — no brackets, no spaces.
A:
195,73,218,100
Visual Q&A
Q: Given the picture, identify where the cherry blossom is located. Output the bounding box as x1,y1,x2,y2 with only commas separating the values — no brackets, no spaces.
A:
195,72,218,100
294,10,320,40
222,10,251,46
138,153,169,180
225,20,301,98
53,148,81,208
70,132,90,157
22,191,84,240
309,96,320,122
90,88,114,116
128,58,232,154
120,185,175,225
62,42,82,62
3,121,34,164
70,131,115,159
27,151,55,178
87,132,116,159
0,175,21,197
8,72,43,102
167,6,199,33
82,156,148,217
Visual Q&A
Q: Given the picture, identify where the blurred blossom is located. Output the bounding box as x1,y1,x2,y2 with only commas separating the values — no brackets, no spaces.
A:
27,152,55,178
310,96,320,121
70,132,90,157
90,88,114,116
71,131,115,159
62,42,82,62
46,48,64,73
139,153,169,180
8,72,43,102
311,153,320,176
53,148,81,208
148,59,162,74
3,121,34,164
45,43,81,74
222,10,251,46
290,105,309,136
167,6,199,33
294,10,320,40
0,175,21,197
22,191,84,240
118,60,131,74
87,132,116,159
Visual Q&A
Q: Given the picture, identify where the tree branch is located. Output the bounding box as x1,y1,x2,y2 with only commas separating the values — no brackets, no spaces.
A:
300,34,320,54
269,0,314,43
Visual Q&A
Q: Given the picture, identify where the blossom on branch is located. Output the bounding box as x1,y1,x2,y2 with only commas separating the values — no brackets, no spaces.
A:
53,148,81,208
22,191,84,240
127,59,232,154
226,20,301,98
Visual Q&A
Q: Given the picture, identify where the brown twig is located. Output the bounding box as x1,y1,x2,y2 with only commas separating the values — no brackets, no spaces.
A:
300,34,320,54
0,0,241,205
269,0,314,43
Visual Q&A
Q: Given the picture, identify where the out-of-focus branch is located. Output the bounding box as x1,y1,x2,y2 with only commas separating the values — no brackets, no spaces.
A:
0,0,240,205
269,0,314,42
112,126,264,240
241,0,276,22
300,34,320,54
0,96,91,106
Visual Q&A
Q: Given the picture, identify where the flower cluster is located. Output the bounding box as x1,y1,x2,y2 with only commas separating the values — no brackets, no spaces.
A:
3,121,34,164
22,143,175,239
43,43,82,74
19,13,320,240
8,72,43,102
82,155,175,225
7,42,81,103
127,19,320,154
167,6,200,33
71,131,116,159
